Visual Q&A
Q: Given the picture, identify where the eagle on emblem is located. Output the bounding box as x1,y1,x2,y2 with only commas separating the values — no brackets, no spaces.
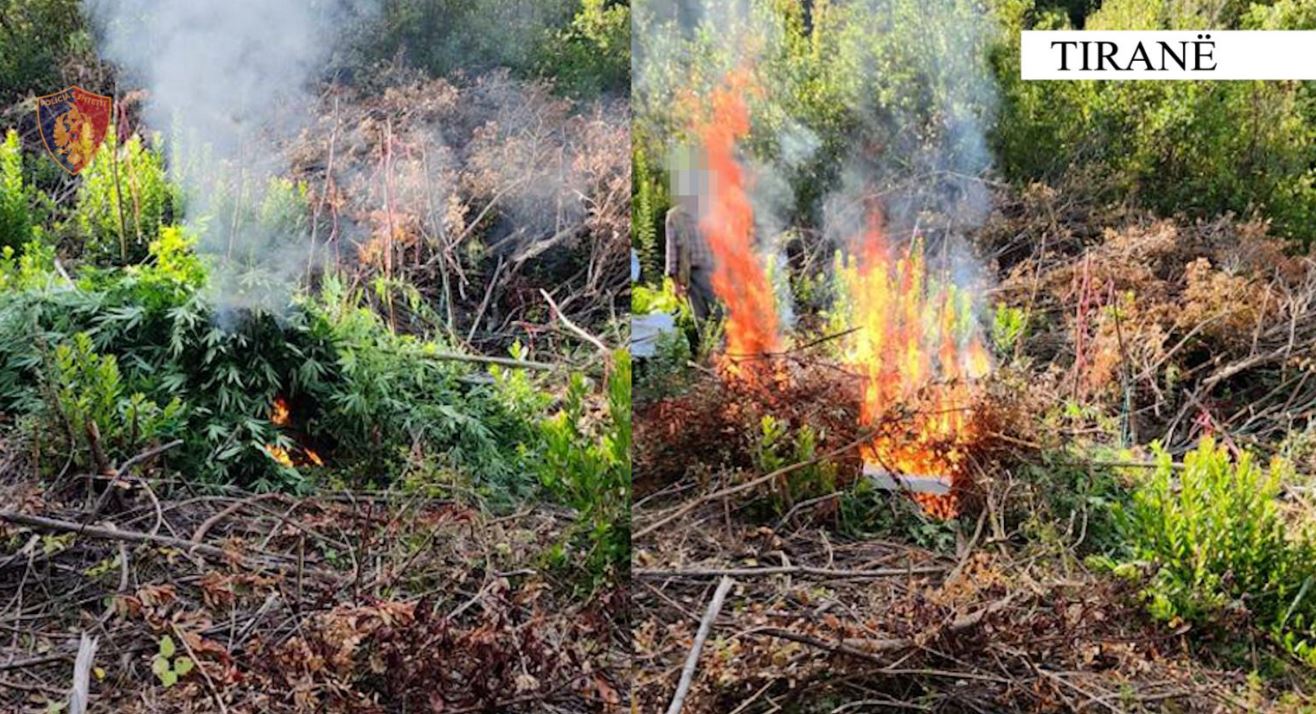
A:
36,87,113,175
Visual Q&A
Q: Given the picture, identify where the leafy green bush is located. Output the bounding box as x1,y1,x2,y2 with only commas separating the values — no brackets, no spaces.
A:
40,331,185,472
635,329,692,403
836,479,960,551
1112,438,1316,663
631,278,688,316
309,277,543,494
0,0,91,107
0,229,540,493
1017,449,1127,555
75,131,177,264
536,349,631,582
348,0,574,79
0,130,32,252
535,0,630,97
743,416,843,523
991,303,1029,358
630,145,666,282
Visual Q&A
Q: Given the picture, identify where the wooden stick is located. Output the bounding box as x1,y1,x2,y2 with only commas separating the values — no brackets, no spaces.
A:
67,634,97,714
666,576,734,714
107,85,129,262
190,492,280,544
541,288,611,356
0,511,339,583
171,623,229,714
115,439,183,476
636,565,945,580
426,350,555,371
467,256,504,344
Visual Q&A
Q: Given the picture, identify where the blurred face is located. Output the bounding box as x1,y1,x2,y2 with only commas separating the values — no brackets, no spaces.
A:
669,147,710,217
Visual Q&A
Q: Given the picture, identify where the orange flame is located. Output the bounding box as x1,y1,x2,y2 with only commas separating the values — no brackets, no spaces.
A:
265,444,297,468
271,396,292,427
696,72,780,379
840,212,990,517
265,396,324,468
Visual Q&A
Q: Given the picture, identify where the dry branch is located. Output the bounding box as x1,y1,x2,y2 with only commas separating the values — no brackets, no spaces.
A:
666,575,735,714
636,565,946,580
0,510,340,583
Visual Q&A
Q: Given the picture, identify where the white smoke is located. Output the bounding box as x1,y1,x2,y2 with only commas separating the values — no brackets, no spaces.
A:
635,0,817,333
83,0,378,314
636,0,1000,317
820,0,1000,319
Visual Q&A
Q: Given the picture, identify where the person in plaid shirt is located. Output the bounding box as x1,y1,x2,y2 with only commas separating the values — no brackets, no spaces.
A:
664,195,717,320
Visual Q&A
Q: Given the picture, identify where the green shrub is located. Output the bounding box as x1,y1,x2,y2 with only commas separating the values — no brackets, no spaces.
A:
535,0,630,97
536,348,631,583
1018,449,1127,555
75,131,177,264
836,478,961,551
309,276,542,495
748,416,839,517
39,331,185,471
634,328,692,403
0,130,31,252
0,0,91,108
1112,438,1316,663
630,278,688,316
991,303,1028,358
630,145,666,283
348,0,575,80
0,230,542,493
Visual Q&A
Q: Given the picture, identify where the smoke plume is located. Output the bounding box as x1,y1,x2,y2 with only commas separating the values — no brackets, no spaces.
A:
634,0,1001,332
83,0,378,314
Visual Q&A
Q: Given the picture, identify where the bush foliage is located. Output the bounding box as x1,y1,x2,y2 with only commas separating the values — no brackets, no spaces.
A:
632,0,1316,277
0,228,545,493
537,349,632,580
0,0,90,107
0,130,31,251
1112,438,1316,664
350,0,629,97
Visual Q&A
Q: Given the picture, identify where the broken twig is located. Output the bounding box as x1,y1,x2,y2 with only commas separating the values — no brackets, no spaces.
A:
666,576,734,714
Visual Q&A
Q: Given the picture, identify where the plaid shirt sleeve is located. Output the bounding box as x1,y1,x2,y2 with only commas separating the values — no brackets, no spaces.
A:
687,221,715,272
664,208,679,278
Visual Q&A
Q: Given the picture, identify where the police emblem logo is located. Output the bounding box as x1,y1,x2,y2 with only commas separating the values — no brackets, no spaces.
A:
35,87,113,175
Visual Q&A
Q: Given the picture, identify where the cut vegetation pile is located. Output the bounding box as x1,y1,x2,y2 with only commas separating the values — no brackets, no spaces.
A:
0,479,627,712
632,184,1316,711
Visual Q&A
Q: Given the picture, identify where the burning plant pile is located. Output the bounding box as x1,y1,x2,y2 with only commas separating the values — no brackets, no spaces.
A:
628,0,1316,709
657,63,999,519
835,213,993,517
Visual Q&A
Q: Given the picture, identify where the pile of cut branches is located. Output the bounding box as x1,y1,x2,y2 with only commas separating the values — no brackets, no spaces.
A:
287,69,630,351
0,440,628,713
984,184,1316,455
632,481,1303,712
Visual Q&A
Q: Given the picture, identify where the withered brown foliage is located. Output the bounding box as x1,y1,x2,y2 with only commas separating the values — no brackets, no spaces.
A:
288,69,630,346
632,504,1265,713
0,466,627,713
635,361,863,497
986,185,1316,449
